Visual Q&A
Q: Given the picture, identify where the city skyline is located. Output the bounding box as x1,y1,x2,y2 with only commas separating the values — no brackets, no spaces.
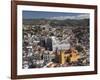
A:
22,10,90,69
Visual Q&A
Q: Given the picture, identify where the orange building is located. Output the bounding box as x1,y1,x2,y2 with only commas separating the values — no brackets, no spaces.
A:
59,48,80,64
70,48,80,62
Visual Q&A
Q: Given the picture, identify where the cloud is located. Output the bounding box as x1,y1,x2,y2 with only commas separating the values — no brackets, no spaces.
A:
49,14,89,20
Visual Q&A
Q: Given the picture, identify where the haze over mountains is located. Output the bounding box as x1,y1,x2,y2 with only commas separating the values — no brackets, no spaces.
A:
23,11,89,27
48,14,89,20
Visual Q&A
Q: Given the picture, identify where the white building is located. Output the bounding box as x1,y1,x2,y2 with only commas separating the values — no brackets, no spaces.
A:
51,36,70,51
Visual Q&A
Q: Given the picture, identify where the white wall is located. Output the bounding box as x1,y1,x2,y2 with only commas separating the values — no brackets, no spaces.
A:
0,0,99,80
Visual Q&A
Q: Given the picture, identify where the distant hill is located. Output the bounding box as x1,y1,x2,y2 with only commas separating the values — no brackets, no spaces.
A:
23,18,89,27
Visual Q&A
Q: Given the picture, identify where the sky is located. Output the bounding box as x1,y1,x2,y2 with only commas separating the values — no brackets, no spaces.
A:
23,11,89,20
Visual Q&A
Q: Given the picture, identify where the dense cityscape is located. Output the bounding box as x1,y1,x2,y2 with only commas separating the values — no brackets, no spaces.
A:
22,12,90,69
